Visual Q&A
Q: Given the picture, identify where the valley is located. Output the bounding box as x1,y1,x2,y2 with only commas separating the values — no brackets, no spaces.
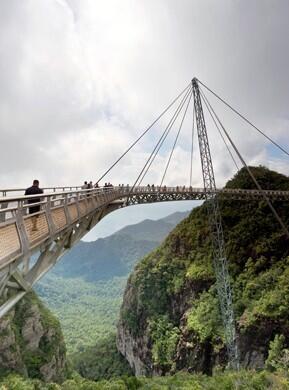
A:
36,211,189,354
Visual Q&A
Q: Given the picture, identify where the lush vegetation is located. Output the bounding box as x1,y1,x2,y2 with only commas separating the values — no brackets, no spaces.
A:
48,212,188,282
71,334,133,381
119,166,289,373
36,274,127,354
0,211,190,384
1,370,289,389
148,315,180,369
35,212,188,355
0,291,68,383
3,168,289,386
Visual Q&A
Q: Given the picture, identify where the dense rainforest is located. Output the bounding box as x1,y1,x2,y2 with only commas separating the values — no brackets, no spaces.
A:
36,211,188,355
118,166,289,377
1,166,289,389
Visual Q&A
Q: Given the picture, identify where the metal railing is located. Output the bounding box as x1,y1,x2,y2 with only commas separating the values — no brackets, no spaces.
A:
0,185,288,224
0,184,288,320
0,186,82,197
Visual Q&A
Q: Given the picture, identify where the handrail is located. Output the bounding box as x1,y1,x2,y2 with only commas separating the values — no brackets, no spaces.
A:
0,187,117,203
0,186,288,207
0,186,204,204
0,182,288,320
0,186,82,193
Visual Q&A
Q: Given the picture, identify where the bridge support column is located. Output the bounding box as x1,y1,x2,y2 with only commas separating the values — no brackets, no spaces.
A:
0,202,122,319
0,233,70,319
192,78,239,368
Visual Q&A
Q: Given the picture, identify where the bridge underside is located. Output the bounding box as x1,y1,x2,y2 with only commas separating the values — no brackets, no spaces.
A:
0,186,288,318
0,199,123,318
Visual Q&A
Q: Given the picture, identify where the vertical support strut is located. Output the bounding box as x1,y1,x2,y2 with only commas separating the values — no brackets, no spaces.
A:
192,78,239,368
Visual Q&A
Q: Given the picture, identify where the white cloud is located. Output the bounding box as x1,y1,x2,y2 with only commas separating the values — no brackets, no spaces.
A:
1,0,289,192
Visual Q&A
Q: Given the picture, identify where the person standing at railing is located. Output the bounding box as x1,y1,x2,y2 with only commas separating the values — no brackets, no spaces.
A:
87,181,93,197
24,180,43,231
81,181,89,197
104,182,113,192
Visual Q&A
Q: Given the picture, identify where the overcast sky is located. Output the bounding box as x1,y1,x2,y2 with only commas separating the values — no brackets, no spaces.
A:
1,0,289,239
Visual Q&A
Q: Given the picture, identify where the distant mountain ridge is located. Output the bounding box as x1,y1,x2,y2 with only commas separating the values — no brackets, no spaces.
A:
115,211,189,243
36,210,191,354
50,210,190,282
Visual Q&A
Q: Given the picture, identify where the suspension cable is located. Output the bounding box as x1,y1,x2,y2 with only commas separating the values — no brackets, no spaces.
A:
96,83,192,183
200,88,240,171
138,90,190,185
201,89,289,239
198,79,289,158
138,87,192,186
160,89,193,187
190,104,195,187
134,86,193,189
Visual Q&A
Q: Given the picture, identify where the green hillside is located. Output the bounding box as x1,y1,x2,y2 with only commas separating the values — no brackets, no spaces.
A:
36,211,189,354
116,211,189,242
48,210,189,282
118,166,289,375
3,168,289,389
0,292,68,383
36,275,126,354
50,236,156,282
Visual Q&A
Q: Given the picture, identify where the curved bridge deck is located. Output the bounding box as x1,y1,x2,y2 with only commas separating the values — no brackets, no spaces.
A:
0,185,288,318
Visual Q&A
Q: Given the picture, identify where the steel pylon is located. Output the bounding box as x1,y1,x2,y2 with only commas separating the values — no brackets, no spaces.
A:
192,78,239,368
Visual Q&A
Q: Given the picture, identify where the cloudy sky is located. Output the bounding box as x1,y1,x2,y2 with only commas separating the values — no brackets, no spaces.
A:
1,0,289,239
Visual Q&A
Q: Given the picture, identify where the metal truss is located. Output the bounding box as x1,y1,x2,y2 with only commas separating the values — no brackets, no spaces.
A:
192,78,239,368
126,188,289,205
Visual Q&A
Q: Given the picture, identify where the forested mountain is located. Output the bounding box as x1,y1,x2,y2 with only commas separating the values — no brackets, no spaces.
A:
48,211,189,281
117,166,289,375
36,210,190,354
115,211,189,243
2,168,289,389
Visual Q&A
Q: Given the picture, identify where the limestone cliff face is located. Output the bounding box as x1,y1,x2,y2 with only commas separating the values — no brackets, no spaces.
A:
117,167,289,376
0,291,68,383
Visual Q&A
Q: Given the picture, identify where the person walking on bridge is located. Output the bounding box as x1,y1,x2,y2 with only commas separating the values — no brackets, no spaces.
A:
24,180,43,231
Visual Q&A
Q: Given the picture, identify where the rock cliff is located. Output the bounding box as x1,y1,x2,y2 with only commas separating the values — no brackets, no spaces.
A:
0,291,68,382
117,166,289,376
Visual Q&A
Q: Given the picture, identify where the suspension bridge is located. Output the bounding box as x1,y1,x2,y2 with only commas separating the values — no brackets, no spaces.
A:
0,78,288,369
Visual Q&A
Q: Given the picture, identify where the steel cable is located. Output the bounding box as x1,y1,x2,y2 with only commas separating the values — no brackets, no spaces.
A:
190,104,195,187
96,83,192,183
198,79,289,158
160,88,193,187
134,86,193,189
199,87,240,171
201,88,289,239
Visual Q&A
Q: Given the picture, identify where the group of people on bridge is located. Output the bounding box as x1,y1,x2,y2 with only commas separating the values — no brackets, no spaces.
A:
81,181,114,189
23,179,196,232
